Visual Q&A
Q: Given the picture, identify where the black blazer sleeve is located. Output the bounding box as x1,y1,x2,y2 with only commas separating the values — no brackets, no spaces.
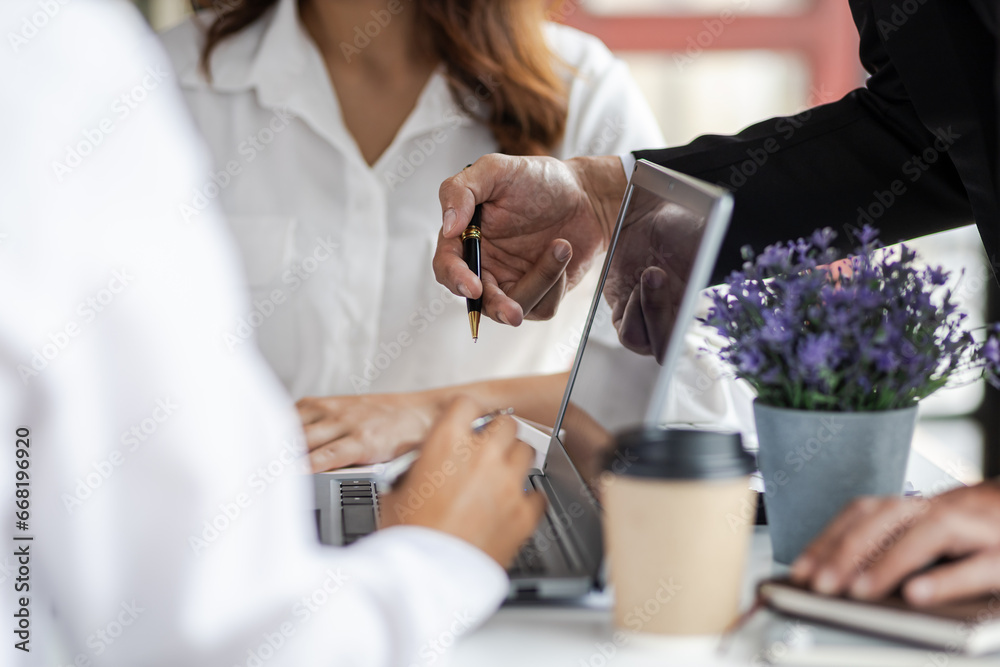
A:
636,0,975,282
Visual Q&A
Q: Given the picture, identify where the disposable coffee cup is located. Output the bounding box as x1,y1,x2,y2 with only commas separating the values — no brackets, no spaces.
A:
601,427,757,635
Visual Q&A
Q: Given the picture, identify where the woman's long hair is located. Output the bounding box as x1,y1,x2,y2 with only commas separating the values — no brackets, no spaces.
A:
194,0,568,155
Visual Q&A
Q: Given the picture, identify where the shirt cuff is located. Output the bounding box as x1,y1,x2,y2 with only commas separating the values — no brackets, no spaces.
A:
620,153,637,181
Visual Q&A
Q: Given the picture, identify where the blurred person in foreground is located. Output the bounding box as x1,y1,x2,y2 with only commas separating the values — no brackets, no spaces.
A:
431,0,1000,605
0,2,542,665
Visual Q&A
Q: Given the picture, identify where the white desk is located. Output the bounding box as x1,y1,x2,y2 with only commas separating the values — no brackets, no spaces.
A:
451,449,964,667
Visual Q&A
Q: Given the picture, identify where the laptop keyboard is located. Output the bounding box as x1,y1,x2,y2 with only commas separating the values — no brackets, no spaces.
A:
334,478,553,581
339,480,378,545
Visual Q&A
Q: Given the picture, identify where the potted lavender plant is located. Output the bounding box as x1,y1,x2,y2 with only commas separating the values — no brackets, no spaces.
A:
703,226,1000,563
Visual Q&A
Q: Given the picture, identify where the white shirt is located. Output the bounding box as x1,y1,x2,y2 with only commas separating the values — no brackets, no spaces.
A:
159,0,666,398
1,2,506,665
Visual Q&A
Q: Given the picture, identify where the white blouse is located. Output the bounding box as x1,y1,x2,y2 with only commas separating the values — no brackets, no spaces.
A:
159,0,666,398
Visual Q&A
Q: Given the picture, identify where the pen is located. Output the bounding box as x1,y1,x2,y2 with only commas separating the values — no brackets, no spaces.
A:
469,406,514,432
376,407,514,492
462,204,483,342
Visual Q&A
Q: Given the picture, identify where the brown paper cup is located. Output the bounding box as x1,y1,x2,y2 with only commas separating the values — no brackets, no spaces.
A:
602,474,756,635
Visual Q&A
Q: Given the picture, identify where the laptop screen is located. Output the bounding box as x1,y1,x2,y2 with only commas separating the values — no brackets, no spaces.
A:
548,161,733,490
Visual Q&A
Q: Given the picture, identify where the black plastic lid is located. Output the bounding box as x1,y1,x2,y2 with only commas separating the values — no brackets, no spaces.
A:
607,427,755,480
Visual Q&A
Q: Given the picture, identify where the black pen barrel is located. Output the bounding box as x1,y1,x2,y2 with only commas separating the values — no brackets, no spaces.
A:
463,235,481,313
462,204,483,316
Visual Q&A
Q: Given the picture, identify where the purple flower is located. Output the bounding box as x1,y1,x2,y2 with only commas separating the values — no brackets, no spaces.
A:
756,243,791,271
698,224,1000,411
758,366,782,385
855,287,885,309
873,348,900,373
984,337,1000,366
926,265,949,286
798,333,837,372
736,348,767,375
810,227,837,251
759,309,794,344
857,224,879,246
793,238,811,263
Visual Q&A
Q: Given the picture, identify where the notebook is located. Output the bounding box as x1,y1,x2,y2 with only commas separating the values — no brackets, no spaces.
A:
759,578,1000,656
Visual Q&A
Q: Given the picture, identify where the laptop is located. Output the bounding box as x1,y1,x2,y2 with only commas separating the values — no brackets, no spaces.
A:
312,160,734,599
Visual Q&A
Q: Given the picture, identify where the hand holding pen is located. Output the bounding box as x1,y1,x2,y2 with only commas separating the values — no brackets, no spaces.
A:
434,156,579,329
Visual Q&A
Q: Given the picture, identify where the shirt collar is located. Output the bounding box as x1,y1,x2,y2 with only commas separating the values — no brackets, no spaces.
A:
178,0,307,93
177,0,477,165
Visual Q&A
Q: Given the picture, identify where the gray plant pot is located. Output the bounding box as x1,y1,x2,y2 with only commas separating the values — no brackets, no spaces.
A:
753,401,918,564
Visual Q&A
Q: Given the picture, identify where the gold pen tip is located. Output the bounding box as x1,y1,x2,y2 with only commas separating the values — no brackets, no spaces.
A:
468,311,480,341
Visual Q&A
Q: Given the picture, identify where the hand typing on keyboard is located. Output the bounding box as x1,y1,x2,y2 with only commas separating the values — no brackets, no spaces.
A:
379,396,547,568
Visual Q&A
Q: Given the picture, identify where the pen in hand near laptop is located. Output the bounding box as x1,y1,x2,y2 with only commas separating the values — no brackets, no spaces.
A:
462,204,483,342
468,406,514,432
376,407,513,492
